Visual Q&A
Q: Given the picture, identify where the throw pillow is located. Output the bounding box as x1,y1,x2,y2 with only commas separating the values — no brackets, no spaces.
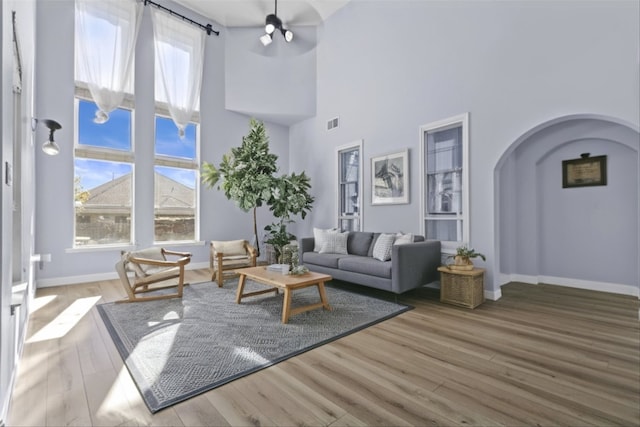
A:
319,232,348,254
313,227,337,252
372,233,395,261
212,240,246,256
394,232,414,246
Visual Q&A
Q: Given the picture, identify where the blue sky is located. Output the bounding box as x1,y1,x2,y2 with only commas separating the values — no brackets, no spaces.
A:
75,99,197,190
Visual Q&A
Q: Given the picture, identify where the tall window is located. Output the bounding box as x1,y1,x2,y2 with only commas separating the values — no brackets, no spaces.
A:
420,114,469,251
154,115,199,242
337,141,363,232
74,98,134,247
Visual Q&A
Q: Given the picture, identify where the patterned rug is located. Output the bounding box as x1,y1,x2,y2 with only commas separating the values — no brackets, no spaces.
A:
97,279,411,413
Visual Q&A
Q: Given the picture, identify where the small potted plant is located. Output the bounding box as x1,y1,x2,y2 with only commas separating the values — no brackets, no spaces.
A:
447,245,486,271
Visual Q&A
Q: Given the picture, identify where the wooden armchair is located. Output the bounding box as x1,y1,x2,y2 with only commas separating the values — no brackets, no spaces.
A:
210,240,257,287
115,247,192,303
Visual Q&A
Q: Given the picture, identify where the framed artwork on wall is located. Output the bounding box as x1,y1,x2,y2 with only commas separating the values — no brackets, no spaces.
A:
371,149,409,205
562,153,607,188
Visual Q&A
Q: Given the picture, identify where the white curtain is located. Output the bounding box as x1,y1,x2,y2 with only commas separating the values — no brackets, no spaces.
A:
151,8,205,138
75,0,142,123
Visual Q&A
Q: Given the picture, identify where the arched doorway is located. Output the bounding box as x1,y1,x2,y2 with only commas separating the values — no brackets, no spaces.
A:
494,114,639,296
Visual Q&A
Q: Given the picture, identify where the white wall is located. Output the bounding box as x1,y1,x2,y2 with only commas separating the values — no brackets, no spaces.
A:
289,0,640,298
34,0,290,285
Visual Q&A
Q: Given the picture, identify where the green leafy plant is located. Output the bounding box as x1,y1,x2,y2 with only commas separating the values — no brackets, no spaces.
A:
448,245,486,262
201,118,314,259
264,172,314,261
201,119,278,255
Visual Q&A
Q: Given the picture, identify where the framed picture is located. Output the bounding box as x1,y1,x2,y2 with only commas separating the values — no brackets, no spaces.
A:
371,149,409,205
562,154,607,188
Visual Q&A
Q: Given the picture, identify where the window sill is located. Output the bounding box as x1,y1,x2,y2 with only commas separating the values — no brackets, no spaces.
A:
66,241,205,253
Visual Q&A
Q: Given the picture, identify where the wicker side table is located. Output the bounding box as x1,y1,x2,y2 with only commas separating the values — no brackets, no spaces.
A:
438,266,485,309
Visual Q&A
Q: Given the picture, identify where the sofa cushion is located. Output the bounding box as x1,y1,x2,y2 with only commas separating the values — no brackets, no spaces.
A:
372,233,395,261
347,232,374,256
313,227,337,252
338,256,392,279
303,251,345,269
319,232,348,254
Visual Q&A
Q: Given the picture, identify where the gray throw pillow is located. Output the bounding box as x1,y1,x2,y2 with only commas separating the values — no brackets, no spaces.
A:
372,233,395,261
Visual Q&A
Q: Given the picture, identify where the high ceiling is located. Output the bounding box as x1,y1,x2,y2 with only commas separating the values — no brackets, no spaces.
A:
173,0,351,28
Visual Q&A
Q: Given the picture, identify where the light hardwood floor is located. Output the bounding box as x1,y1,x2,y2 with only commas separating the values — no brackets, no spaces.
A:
7,269,640,426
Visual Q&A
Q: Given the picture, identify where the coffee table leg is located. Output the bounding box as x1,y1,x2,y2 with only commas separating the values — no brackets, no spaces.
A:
282,288,292,324
235,274,247,304
317,281,331,311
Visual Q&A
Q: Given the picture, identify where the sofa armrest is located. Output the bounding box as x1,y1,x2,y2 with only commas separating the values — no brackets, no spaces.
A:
298,237,315,254
391,240,441,293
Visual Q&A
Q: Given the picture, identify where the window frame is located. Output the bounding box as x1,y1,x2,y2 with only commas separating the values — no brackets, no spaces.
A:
336,140,364,232
72,95,136,249
420,113,469,253
152,112,201,244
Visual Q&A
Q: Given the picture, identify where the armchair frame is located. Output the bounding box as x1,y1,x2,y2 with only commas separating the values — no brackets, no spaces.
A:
115,248,192,303
210,240,257,287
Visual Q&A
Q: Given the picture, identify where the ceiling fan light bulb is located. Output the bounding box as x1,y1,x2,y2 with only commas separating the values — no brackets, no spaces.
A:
260,33,273,46
283,29,293,42
265,23,275,34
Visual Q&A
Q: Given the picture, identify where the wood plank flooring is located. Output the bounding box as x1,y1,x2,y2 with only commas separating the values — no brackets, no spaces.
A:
7,270,640,426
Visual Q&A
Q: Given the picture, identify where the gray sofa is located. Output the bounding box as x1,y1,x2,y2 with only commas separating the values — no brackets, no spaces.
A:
300,231,441,294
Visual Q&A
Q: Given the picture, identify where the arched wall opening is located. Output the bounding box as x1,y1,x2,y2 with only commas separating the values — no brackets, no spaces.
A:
494,114,639,297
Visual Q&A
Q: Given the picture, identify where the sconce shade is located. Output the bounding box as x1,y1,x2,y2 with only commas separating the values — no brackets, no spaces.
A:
42,138,60,156
260,33,273,46
33,118,62,156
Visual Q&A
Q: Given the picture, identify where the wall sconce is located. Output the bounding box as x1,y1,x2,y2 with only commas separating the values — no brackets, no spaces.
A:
32,118,62,156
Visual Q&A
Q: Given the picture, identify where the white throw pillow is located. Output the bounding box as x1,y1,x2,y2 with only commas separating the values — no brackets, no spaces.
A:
319,232,348,254
313,227,338,252
212,240,246,256
394,232,414,246
372,233,395,261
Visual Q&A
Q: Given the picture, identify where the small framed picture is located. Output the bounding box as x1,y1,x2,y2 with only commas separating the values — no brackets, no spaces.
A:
562,154,607,188
371,149,409,205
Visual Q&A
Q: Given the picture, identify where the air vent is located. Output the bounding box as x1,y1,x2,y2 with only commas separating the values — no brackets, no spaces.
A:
327,117,339,130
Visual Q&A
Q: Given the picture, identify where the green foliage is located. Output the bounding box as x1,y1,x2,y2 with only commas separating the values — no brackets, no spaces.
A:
201,118,315,257
268,172,314,221
201,118,278,213
451,245,486,261
263,222,296,255
264,172,314,257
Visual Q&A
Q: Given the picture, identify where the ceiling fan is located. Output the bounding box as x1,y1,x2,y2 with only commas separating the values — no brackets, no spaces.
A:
259,0,293,46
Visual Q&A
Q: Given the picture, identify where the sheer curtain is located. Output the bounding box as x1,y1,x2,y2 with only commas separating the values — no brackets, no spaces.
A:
75,0,142,123
151,8,205,138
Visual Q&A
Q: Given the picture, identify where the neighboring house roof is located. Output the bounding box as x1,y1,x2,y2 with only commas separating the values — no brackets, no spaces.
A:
79,172,194,216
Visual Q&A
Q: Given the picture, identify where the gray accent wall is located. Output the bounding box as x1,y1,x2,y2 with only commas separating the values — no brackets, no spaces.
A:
288,0,640,296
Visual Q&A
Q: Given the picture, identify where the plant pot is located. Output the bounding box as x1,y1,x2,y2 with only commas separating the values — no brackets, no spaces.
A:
450,255,474,271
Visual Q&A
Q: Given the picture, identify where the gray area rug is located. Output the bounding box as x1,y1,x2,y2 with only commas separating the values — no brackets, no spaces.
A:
97,279,411,413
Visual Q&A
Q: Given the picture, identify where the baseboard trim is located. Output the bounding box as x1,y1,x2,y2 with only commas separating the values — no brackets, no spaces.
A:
484,288,502,301
499,273,639,297
36,261,210,288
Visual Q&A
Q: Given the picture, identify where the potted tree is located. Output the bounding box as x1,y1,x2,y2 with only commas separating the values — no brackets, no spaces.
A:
263,171,314,264
201,118,278,256
447,245,486,271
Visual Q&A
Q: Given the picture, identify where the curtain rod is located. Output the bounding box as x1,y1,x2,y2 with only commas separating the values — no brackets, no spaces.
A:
143,0,220,36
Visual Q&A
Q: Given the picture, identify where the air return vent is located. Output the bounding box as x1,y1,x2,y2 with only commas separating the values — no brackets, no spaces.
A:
327,117,339,130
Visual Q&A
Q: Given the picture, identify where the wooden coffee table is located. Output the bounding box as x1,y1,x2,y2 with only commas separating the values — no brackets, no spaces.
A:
234,266,332,323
